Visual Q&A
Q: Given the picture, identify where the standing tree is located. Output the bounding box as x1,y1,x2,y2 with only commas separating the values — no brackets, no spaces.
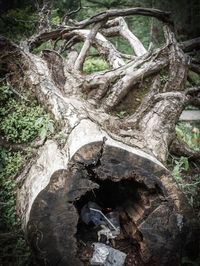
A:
0,5,200,266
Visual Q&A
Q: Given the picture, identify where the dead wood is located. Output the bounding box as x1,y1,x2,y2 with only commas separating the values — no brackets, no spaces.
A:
0,6,199,266
170,137,200,160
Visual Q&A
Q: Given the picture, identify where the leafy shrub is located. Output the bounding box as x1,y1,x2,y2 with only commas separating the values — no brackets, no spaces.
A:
0,148,31,264
0,83,56,264
50,8,61,26
0,7,37,41
0,149,23,227
83,57,109,74
172,156,200,209
0,85,54,143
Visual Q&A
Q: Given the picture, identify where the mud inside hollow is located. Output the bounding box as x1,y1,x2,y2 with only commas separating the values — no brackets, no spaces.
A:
75,179,147,265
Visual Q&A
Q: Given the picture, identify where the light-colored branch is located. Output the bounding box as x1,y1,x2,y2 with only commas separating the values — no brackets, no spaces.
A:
102,17,147,56
102,48,168,110
74,22,103,71
63,29,125,68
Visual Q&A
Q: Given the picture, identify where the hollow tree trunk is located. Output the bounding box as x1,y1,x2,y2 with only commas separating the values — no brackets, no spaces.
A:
0,7,199,266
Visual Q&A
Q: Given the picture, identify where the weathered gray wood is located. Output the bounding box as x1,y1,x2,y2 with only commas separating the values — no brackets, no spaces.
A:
179,110,200,121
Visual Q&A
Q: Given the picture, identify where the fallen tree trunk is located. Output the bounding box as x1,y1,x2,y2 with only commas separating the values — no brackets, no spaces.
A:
0,6,199,266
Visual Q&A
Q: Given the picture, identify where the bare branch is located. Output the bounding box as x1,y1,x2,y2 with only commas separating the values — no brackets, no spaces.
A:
102,47,168,110
72,7,172,29
163,26,188,92
170,137,200,160
101,17,147,56
180,37,200,52
74,22,103,71
66,50,79,70
125,75,161,126
37,0,51,33
61,0,82,25
63,29,125,68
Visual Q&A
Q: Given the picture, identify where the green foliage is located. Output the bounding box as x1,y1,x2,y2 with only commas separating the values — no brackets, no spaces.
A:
83,57,109,74
32,41,53,55
112,36,133,55
169,121,200,227
116,111,128,119
176,122,200,151
172,156,200,209
170,122,200,220
0,149,23,227
0,83,56,264
160,73,168,84
188,70,200,86
172,156,189,181
0,7,37,41
50,8,61,26
0,148,31,264
0,85,54,143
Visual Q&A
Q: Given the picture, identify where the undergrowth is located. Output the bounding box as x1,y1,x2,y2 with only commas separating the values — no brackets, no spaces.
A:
0,148,31,265
83,56,109,74
170,122,200,220
0,84,55,265
0,85,54,142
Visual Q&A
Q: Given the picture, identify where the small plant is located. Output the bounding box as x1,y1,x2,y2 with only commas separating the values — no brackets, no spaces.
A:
83,57,109,74
32,41,53,54
172,156,189,181
0,83,56,264
0,85,54,143
160,73,168,84
171,156,200,208
116,110,128,119
50,8,61,26
176,122,200,151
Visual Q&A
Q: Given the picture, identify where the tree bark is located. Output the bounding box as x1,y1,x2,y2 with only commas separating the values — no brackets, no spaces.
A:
0,7,199,266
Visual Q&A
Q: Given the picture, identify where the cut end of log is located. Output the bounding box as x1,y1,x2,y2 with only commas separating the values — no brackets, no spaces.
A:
26,142,199,265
